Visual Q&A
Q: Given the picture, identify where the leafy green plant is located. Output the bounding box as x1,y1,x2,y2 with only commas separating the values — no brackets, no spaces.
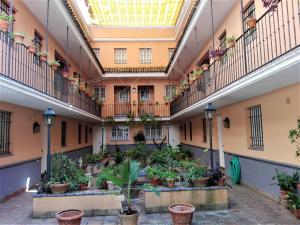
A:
186,166,208,181
13,32,25,37
146,165,165,179
133,131,145,143
96,167,115,188
106,159,140,214
105,116,115,124
139,113,159,125
126,143,149,167
287,192,300,211
76,170,90,185
163,96,173,103
84,153,102,164
49,60,60,66
289,118,300,157
161,170,179,180
226,35,236,42
0,12,13,22
272,169,296,191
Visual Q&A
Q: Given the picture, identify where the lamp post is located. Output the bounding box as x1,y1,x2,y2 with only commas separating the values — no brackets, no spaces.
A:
166,122,170,146
43,107,56,182
100,122,105,155
204,103,216,170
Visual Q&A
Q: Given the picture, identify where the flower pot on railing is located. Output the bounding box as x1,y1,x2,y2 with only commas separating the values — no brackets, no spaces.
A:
13,32,25,44
246,17,257,29
28,45,36,54
226,35,236,48
39,52,48,62
62,67,69,78
50,60,60,71
0,12,13,32
201,64,209,71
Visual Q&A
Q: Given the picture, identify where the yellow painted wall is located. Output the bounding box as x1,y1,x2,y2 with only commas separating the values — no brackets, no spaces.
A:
180,83,300,166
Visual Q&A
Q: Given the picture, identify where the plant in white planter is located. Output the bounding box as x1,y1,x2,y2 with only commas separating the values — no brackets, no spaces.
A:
107,159,140,225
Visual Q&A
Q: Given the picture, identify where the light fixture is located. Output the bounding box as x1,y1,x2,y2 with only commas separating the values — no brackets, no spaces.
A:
43,107,56,126
204,103,216,120
132,87,137,93
223,117,230,128
33,122,41,133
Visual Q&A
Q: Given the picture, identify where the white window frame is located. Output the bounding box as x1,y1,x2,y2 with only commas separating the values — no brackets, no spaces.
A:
145,124,163,140
140,48,152,64
119,88,129,102
111,125,129,141
165,85,176,99
94,87,105,101
114,48,127,64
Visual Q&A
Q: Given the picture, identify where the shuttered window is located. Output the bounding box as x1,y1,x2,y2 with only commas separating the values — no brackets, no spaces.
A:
0,111,11,156
248,105,264,150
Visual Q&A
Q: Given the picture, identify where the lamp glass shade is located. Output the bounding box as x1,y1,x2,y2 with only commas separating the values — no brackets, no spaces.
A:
43,107,56,126
204,103,216,119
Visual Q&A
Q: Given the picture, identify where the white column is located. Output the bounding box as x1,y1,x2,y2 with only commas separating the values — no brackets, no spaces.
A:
217,116,225,168
93,125,104,154
169,123,181,147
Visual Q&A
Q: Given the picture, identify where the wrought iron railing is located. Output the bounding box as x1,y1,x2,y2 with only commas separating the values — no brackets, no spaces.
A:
102,103,170,118
171,0,300,116
0,31,101,117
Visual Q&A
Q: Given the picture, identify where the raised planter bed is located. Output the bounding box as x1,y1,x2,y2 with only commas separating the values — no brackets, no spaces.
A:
144,186,228,213
32,189,122,218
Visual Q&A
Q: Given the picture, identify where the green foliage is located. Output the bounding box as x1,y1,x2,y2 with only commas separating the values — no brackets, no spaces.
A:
96,167,116,188
76,170,90,185
226,35,236,42
289,118,300,157
272,169,299,191
139,113,159,125
84,153,103,164
186,166,208,181
145,165,165,179
133,131,146,143
105,116,115,124
49,60,60,66
13,32,25,37
0,12,13,22
287,192,300,210
126,143,149,166
161,170,179,180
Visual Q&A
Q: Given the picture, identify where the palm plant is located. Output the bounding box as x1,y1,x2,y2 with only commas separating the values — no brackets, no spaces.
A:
107,159,140,214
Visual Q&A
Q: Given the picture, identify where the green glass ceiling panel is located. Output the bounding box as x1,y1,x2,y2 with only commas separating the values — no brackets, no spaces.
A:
87,0,184,27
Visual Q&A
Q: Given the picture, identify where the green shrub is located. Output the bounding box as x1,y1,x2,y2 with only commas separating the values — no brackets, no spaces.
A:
272,169,296,191
126,143,149,166
186,166,208,181
84,153,102,164
133,131,146,143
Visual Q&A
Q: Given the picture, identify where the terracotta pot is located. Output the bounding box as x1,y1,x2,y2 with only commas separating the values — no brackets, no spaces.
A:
192,177,210,187
50,183,69,194
14,34,25,44
296,183,300,191
79,184,88,191
214,55,222,61
227,41,236,48
202,65,209,71
246,17,257,28
40,55,47,62
28,46,36,54
169,203,195,225
119,208,140,225
167,179,175,188
107,181,116,190
294,208,300,219
56,209,83,225
218,176,226,186
62,72,69,78
280,189,288,199
150,177,162,186
51,64,58,71
0,19,9,32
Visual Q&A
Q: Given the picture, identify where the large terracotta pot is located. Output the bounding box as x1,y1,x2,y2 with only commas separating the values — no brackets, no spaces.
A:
169,203,195,225
56,209,83,225
50,183,69,194
150,177,162,186
0,19,9,32
192,177,210,187
294,208,300,219
247,17,257,28
119,208,140,225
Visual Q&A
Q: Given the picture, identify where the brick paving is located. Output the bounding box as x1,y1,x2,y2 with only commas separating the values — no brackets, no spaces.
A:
0,185,299,225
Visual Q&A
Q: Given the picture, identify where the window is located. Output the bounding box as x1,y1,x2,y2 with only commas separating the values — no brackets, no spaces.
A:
219,32,227,50
114,48,127,64
189,121,192,141
202,118,207,143
0,111,11,156
140,48,152,64
168,48,175,60
111,125,129,141
78,124,82,144
139,86,150,101
184,123,186,140
61,121,66,147
33,31,43,65
94,87,105,101
93,48,100,60
165,85,176,99
85,125,88,143
145,124,163,140
248,105,264,150
243,2,256,44
119,87,129,102
0,0,14,31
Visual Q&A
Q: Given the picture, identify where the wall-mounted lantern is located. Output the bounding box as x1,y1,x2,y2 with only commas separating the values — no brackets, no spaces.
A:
132,87,137,93
223,117,230,128
33,122,41,133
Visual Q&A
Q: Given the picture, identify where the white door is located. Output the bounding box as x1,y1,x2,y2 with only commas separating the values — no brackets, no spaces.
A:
169,123,180,147
93,125,104,154
217,116,225,168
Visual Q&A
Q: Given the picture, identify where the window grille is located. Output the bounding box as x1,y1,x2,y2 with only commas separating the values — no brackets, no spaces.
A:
140,48,152,64
165,85,176,99
114,48,127,64
0,111,11,156
145,124,163,140
249,105,264,149
111,125,129,141
119,87,130,102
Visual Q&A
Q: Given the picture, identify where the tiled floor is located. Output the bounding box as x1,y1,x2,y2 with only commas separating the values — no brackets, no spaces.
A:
0,185,298,225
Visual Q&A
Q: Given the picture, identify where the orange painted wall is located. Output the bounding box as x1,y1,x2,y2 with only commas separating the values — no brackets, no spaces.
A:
180,83,300,166
0,102,92,167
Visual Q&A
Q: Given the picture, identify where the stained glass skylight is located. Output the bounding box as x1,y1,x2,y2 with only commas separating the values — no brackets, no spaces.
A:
85,0,184,27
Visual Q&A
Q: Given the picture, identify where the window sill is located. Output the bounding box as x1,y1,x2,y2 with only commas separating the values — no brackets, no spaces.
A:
0,153,13,158
249,146,264,151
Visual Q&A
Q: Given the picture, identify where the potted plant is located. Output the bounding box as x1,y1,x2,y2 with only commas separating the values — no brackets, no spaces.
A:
0,12,13,32
201,64,209,71
96,167,115,189
262,0,278,11
49,60,60,71
78,173,90,191
146,166,163,186
193,68,203,77
62,66,70,78
162,170,178,188
39,51,48,62
84,153,103,174
186,166,209,187
107,159,141,225
169,203,195,225
226,35,236,48
210,48,226,61
13,32,25,44
246,16,257,28
28,40,37,54
56,209,83,225
272,169,295,199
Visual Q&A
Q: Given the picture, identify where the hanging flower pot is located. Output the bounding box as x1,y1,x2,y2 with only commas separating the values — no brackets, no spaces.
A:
62,66,69,78
39,51,48,62
246,17,257,29
226,35,236,48
28,45,36,54
201,64,209,71
50,60,60,71
13,32,25,44
0,12,13,32
210,48,225,61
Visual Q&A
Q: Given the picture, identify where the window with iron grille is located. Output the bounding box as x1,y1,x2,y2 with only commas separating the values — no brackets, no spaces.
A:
78,124,82,144
168,48,175,60
243,2,256,45
119,87,129,102
165,85,176,99
140,48,152,64
61,121,66,147
145,124,162,140
219,31,227,64
248,105,264,150
93,48,100,60
0,111,11,156
114,48,127,64
202,118,207,143
111,125,129,141
139,86,150,101
94,87,105,101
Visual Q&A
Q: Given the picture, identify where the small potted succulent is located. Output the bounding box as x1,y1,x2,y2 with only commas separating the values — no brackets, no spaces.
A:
13,32,25,44
0,12,13,32
226,35,236,48
246,15,257,29
49,60,60,71
162,170,178,188
272,169,295,199
169,203,195,225
39,51,48,62
201,64,209,71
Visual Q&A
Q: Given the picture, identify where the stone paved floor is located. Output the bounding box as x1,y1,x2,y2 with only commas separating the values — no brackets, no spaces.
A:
0,185,299,225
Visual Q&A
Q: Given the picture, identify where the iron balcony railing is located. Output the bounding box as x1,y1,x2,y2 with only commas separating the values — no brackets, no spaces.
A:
171,0,300,116
0,31,101,117
102,103,170,119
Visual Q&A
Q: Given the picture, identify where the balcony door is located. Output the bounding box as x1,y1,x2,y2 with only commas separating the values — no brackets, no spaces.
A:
138,86,154,116
54,51,68,101
114,86,131,117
